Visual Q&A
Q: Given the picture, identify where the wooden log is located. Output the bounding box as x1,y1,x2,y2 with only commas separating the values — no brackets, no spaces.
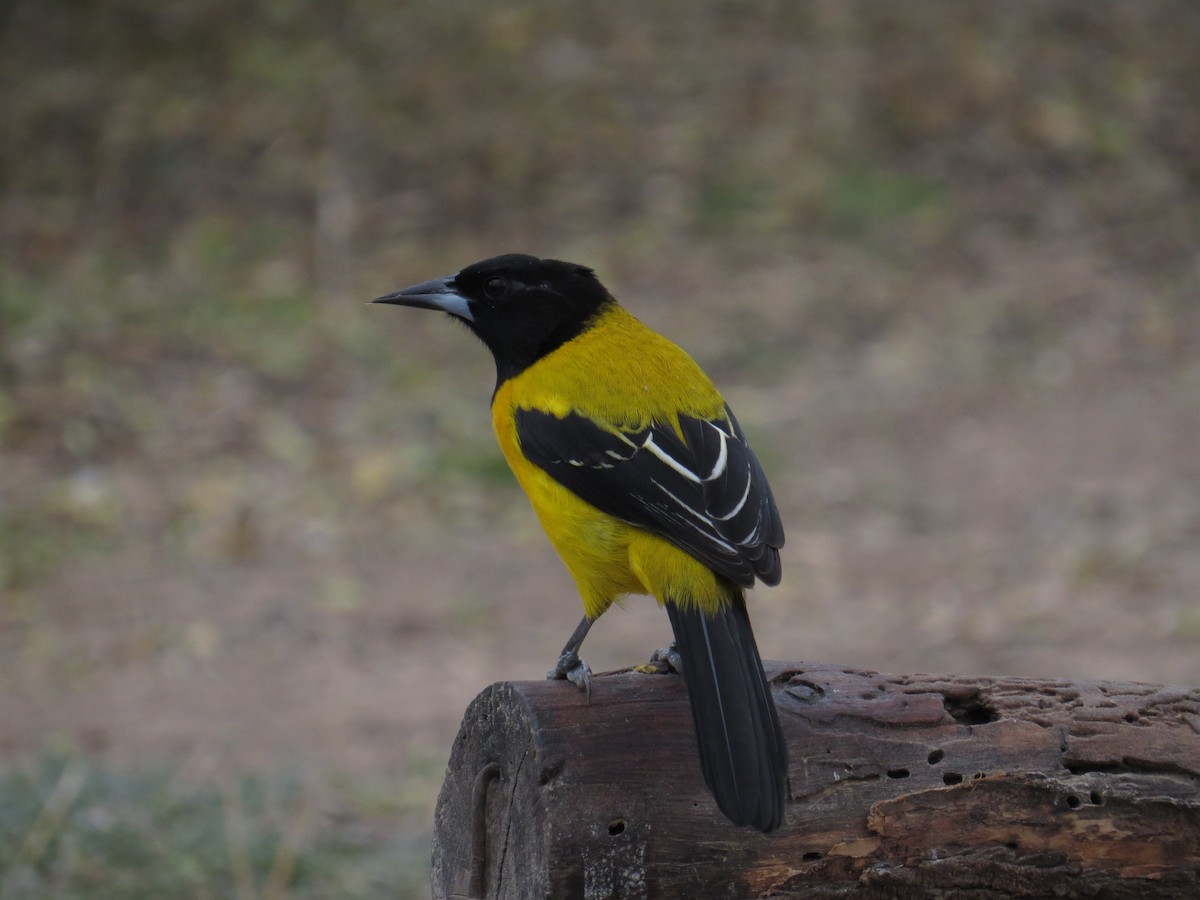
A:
431,663,1200,899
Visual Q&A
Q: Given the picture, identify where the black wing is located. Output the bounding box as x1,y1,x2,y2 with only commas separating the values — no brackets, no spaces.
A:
514,404,784,587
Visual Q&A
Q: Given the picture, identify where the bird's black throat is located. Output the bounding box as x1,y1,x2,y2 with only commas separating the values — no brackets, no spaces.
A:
449,254,617,389
483,296,615,389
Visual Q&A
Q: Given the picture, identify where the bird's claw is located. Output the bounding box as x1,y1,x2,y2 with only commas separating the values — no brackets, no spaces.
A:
548,649,592,700
649,642,684,674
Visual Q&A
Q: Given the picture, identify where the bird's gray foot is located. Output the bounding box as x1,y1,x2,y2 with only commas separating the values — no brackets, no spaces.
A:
640,641,683,674
547,648,593,698
654,641,684,673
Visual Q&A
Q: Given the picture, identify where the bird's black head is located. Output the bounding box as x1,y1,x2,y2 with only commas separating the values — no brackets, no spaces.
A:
373,254,615,385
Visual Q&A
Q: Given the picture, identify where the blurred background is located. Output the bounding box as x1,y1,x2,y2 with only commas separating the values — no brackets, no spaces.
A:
2,1,1198,896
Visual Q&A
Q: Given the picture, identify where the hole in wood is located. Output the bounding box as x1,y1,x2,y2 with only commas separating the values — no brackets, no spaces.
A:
785,680,825,704
886,768,910,779
942,690,998,725
802,852,822,862
1066,795,1081,809
1004,841,1018,850
943,772,964,785
607,819,627,836
1090,791,1103,805
927,749,945,765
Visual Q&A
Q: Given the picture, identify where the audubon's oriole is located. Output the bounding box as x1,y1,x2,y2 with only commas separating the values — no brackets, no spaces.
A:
374,254,787,832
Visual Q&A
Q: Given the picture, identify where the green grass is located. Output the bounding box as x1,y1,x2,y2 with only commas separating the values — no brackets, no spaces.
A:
0,506,114,595
0,758,431,899
818,162,951,247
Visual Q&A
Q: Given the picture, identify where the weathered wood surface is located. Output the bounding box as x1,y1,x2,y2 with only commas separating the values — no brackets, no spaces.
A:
431,663,1200,899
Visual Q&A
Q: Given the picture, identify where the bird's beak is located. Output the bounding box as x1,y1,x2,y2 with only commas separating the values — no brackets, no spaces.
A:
371,274,475,322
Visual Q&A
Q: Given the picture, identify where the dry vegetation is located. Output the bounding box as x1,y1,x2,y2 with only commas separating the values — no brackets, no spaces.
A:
1,2,1198,896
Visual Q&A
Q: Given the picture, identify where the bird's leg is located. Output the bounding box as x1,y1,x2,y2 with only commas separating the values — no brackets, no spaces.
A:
547,615,594,698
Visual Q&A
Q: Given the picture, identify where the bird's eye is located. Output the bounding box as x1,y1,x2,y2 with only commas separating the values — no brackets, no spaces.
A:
483,276,509,299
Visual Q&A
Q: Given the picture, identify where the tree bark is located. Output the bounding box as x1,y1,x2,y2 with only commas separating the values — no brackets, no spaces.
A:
431,663,1200,899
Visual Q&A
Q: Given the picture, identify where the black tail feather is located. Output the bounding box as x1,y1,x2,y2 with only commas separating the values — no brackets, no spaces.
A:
665,594,788,832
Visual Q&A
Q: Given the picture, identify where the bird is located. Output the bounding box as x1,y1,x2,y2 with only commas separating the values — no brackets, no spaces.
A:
373,253,788,832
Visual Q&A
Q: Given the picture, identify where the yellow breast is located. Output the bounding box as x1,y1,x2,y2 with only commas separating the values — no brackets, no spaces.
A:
490,306,733,618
